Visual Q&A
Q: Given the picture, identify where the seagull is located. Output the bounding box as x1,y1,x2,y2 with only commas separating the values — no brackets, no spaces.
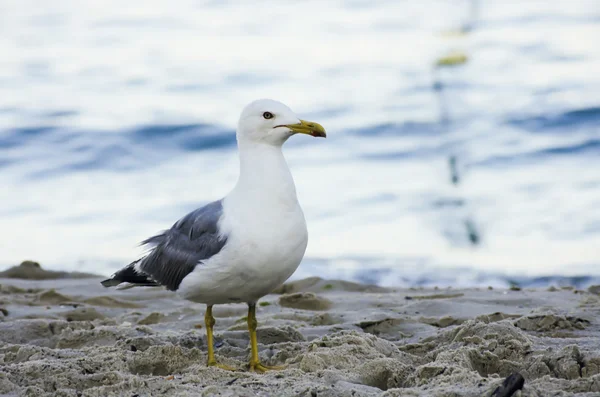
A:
101,99,326,372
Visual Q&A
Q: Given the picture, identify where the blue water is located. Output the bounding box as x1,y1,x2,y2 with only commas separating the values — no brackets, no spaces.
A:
1,0,599,288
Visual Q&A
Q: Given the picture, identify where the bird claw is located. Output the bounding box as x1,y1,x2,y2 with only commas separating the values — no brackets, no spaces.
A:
249,361,286,373
207,361,237,371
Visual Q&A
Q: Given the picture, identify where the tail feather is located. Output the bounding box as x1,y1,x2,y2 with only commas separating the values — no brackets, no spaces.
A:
101,261,161,288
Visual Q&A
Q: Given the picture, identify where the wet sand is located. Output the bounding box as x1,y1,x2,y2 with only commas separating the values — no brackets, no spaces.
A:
1,271,600,396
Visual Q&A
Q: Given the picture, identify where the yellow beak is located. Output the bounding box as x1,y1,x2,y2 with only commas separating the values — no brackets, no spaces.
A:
283,119,326,138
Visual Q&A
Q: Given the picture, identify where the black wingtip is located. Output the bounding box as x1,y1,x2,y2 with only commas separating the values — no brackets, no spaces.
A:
101,278,121,288
101,261,161,288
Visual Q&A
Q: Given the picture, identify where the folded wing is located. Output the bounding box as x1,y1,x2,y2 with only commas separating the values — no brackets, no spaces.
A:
101,200,228,291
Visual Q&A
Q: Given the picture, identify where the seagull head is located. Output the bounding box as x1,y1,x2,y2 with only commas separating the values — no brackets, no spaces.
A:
237,99,326,146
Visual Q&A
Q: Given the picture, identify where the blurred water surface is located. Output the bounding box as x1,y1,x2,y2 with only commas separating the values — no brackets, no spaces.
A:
1,0,599,287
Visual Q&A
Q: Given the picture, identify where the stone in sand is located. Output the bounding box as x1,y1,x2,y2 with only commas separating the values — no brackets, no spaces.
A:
272,277,389,294
62,307,106,322
588,285,600,295
137,312,165,325
34,290,73,305
278,292,333,311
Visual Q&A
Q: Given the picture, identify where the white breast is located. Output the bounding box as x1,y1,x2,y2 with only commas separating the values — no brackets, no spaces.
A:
177,195,308,305
177,141,309,305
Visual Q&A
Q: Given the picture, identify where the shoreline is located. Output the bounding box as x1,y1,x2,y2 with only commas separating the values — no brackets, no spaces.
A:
2,260,600,291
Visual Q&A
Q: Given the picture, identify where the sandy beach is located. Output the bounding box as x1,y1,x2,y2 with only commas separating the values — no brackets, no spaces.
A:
1,263,599,396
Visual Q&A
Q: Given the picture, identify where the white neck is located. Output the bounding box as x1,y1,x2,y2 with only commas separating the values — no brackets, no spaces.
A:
233,138,298,204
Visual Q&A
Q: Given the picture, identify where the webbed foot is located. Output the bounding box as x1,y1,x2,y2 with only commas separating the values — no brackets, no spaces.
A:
207,360,237,371
249,361,286,373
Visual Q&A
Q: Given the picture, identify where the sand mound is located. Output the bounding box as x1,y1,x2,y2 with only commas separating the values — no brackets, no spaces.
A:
0,261,101,280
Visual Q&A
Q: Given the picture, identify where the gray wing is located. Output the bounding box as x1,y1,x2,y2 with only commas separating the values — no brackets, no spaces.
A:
101,200,228,291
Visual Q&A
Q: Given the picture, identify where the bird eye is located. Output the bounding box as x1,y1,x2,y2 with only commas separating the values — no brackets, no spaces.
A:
263,112,274,119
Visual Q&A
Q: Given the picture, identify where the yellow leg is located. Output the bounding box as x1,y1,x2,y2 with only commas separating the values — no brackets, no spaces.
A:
205,305,236,371
247,303,286,372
